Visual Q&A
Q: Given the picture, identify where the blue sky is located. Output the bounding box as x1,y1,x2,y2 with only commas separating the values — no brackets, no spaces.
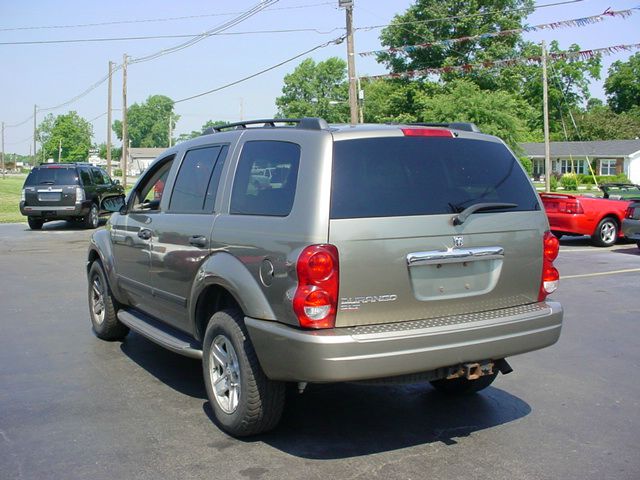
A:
1,0,638,154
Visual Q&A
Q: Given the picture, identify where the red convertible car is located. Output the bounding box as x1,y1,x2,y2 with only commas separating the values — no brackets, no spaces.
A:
540,183,640,247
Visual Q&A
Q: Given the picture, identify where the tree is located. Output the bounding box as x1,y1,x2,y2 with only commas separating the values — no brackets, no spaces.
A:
176,120,228,143
36,111,93,162
378,0,534,83
361,78,442,123
605,52,640,114
275,58,349,122
571,105,640,141
97,143,122,161
498,41,601,139
113,95,179,148
416,80,537,152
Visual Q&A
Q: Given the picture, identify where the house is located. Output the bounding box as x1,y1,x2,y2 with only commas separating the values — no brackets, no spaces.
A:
127,148,165,176
520,140,640,183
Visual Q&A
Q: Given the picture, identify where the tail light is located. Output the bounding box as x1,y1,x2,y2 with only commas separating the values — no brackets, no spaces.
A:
557,200,583,214
539,231,560,301
75,187,85,204
293,244,339,329
401,128,454,138
626,206,636,219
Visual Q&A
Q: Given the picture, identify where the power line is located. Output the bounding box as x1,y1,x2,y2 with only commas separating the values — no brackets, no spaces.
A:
0,2,334,32
175,35,346,104
0,27,344,46
128,0,278,65
5,135,34,146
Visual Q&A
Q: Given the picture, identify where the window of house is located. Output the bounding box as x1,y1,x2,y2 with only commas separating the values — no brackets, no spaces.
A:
230,141,300,217
169,146,227,213
600,159,616,176
559,159,586,175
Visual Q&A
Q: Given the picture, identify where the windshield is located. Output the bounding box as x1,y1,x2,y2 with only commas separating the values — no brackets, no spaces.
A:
601,184,640,200
330,137,540,219
24,167,79,186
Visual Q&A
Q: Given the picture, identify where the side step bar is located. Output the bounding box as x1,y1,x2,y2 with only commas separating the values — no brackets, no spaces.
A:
117,309,203,359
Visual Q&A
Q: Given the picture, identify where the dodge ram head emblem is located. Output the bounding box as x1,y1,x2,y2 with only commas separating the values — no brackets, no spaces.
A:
453,236,464,247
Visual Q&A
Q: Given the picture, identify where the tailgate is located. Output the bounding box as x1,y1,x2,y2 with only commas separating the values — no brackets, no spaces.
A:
329,133,546,328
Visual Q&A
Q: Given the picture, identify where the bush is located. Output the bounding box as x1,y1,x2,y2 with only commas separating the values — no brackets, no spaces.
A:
560,173,579,191
550,176,558,192
518,156,533,176
113,168,122,177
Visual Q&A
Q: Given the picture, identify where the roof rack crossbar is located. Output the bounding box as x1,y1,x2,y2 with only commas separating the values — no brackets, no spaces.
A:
201,117,328,136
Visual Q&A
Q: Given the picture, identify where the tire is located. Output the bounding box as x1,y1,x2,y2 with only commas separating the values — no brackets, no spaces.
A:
27,217,44,230
430,373,498,395
88,261,129,341
202,309,285,437
591,217,618,247
84,203,100,229
551,231,563,240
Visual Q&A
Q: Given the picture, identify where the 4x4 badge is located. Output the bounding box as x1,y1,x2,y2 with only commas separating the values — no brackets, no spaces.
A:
453,236,464,247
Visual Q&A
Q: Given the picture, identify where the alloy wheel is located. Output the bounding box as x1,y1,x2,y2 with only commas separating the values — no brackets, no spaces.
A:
209,335,241,414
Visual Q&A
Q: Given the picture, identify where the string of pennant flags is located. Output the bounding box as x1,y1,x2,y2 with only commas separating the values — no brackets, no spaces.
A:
359,7,638,58
362,43,640,80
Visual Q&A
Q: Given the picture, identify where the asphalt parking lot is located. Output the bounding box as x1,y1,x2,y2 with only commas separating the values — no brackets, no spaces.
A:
1,222,639,480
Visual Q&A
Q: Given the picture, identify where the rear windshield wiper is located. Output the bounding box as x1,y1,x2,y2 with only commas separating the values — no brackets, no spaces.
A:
452,202,518,225
38,181,55,185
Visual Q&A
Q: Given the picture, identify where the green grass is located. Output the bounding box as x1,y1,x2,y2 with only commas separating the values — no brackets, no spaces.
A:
0,175,27,223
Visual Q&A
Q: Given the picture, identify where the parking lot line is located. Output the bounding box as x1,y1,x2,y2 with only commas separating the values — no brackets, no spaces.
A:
562,268,640,279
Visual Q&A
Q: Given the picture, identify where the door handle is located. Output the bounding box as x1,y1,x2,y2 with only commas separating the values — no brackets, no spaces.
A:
189,235,207,248
138,228,152,240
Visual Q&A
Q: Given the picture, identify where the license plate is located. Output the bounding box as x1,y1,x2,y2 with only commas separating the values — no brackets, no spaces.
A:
38,192,61,201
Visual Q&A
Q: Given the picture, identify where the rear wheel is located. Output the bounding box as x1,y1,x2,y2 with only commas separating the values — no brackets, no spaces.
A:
88,261,129,340
84,203,99,229
27,217,44,230
430,373,498,395
591,217,618,247
202,309,285,437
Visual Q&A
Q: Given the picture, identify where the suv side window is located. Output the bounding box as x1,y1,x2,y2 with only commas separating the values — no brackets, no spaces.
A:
169,145,227,213
79,168,93,186
230,141,300,217
130,156,175,212
91,168,107,185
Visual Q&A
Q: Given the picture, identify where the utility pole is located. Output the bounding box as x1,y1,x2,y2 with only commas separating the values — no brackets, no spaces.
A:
542,41,551,193
1,121,5,180
340,0,359,124
58,138,62,162
33,104,37,167
168,112,173,147
107,60,113,175
121,53,128,189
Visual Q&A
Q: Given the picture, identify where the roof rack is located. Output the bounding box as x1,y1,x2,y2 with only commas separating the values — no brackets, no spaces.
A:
409,122,481,133
201,117,329,136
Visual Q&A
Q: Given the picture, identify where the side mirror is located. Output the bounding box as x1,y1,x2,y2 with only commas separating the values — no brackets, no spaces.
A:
103,195,126,213
113,179,121,185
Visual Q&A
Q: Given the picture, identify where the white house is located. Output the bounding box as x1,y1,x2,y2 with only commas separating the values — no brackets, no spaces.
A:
127,148,166,176
520,140,640,183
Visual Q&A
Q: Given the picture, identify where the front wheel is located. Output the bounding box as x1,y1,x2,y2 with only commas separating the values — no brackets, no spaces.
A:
430,373,498,395
202,309,285,437
591,217,618,247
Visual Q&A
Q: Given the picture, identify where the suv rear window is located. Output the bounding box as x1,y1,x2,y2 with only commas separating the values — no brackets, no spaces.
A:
330,137,539,219
24,167,79,186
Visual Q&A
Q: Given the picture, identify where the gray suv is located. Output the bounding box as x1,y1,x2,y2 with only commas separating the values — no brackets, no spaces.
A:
87,118,563,436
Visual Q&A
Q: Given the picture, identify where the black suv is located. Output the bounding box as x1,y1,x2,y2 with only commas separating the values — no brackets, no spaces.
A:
20,163,124,230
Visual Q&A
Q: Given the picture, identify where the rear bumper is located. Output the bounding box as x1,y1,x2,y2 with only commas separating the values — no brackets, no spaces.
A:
246,301,563,382
622,218,640,240
20,201,91,218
